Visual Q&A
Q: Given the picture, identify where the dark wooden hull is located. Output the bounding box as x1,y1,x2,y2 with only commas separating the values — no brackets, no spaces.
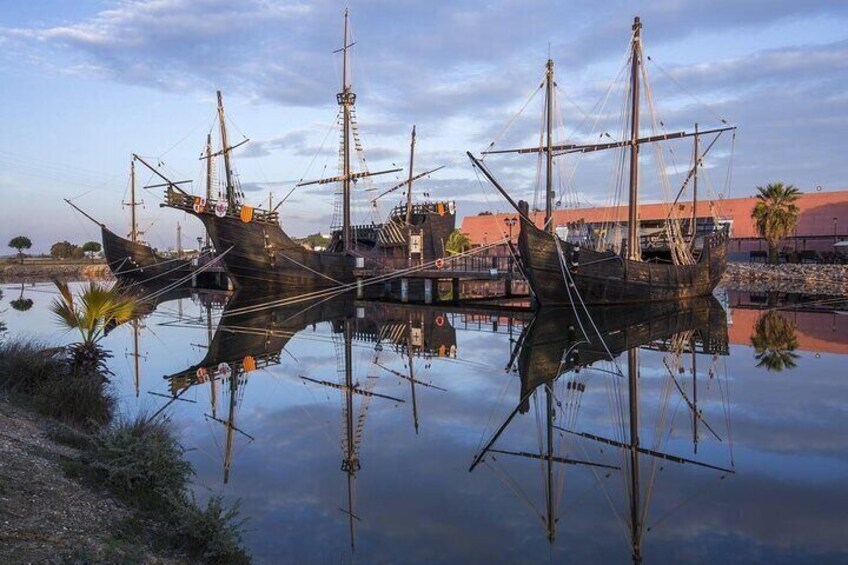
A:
172,196,455,290
517,216,728,306
193,212,357,290
101,226,192,284
517,296,728,405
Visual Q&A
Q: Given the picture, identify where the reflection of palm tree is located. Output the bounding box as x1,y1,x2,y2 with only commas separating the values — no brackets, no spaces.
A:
751,310,800,371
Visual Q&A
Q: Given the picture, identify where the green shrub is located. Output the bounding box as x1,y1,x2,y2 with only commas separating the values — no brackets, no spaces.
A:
84,416,193,511
34,372,115,431
168,496,250,565
80,415,251,562
0,340,66,395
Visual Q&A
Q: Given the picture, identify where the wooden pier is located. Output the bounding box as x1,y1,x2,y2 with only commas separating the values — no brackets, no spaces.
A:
353,254,529,303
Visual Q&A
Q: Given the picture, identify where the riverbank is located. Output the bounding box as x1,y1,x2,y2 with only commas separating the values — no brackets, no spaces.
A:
722,263,848,295
0,262,111,283
0,339,250,564
0,398,187,563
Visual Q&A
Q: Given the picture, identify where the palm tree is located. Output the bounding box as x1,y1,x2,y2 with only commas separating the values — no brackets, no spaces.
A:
50,280,137,376
445,230,472,256
750,310,800,371
750,182,801,265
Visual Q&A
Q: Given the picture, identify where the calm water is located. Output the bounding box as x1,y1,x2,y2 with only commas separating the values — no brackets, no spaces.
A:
2,281,847,564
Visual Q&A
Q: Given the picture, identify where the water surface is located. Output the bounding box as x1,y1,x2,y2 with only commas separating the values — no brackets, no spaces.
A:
2,281,847,564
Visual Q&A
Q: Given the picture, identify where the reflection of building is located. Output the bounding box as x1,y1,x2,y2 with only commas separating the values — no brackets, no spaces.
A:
728,305,848,355
461,191,848,260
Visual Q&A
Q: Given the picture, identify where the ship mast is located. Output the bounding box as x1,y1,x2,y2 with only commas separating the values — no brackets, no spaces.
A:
406,126,417,225
691,123,699,240
338,9,356,251
124,158,141,243
545,59,555,233
627,17,642,261
217,91,237,207
205,133,213,247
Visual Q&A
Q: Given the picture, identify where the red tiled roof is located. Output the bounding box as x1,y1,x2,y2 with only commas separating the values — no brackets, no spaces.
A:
460,190,848,245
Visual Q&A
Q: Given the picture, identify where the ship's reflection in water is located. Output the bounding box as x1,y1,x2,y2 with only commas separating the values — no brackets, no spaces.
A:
8,281,843,563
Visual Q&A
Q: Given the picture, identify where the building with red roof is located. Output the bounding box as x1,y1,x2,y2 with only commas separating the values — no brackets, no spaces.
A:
460,190,848,261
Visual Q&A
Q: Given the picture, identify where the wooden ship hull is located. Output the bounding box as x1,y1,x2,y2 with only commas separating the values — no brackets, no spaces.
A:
166,191,455,290
101,225,192,284
517,213,729,306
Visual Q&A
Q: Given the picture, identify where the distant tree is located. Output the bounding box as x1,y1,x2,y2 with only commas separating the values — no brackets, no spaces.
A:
50,241,79,260
8,236,32,264
445,229,472,255
751,182,801,265
477,211,493,216
81,241,102,261
750,310,800,372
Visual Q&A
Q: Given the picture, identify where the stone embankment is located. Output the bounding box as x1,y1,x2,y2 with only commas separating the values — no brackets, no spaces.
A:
722,263,848,295
0,263,111,283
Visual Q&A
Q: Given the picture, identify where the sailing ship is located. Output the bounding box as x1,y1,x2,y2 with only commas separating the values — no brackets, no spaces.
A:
67,158,193,285
160,10,456,290
471,296,731,556
469,17,736,305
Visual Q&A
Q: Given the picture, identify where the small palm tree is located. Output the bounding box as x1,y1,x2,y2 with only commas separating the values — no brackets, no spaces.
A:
51,280,137,376
750,182,801,265
750,310,799,372
445,230,472,256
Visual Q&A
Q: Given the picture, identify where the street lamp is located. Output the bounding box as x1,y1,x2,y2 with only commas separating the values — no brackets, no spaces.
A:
504,217,517,243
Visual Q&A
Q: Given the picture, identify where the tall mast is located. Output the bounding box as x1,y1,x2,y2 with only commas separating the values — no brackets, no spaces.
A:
217,90,236,207
691,123,699,239
628,346,642,563
176,222,182,257
545,59,555,233
627,17,642,261
205,133,213,247
405,125,417,225
129,159,138,243
338,9,356,252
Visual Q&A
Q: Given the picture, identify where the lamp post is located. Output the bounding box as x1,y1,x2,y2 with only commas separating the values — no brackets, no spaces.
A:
505,217,517,243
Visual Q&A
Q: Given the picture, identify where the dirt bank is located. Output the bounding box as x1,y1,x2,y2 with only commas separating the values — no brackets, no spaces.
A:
0,399,184,564
0,263,112,283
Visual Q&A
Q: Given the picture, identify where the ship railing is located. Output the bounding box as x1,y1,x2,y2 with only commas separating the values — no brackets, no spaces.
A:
370,254,520,275
164,188,279,224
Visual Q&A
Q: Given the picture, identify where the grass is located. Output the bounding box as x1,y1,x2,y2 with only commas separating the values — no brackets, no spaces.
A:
0,339,114,430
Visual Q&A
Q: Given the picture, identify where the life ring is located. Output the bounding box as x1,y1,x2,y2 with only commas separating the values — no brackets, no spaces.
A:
435,315,445,327
435,258,444,269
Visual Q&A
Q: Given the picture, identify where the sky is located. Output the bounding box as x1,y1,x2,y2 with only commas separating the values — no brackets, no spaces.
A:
1,0,846,253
